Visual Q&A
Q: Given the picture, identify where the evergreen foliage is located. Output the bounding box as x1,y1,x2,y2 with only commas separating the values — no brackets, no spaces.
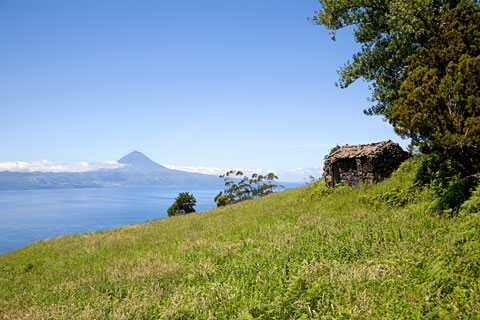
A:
387,0,480,174
311,1,479,160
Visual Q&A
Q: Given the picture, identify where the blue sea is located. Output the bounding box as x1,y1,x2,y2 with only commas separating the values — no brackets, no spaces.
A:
0,184,302,254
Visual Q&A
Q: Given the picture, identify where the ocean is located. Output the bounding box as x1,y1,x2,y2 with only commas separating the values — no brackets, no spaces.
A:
0,184,302,254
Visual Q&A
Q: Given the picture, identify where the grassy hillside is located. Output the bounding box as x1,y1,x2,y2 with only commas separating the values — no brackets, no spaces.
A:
1,158,479,319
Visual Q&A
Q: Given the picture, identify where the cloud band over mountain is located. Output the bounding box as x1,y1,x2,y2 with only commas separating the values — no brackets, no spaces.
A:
0,160,126,173
0,158,323,182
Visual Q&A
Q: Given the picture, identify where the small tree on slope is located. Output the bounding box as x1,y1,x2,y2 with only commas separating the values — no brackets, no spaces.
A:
167,192,196,217
214,170,283,207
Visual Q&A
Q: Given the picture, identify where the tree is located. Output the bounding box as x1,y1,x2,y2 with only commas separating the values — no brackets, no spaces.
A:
310,0,459,116
386,0,480,173
214,170,283,207
167,192,196,217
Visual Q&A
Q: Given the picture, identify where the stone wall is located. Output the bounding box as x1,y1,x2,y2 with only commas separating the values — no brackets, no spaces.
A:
370,143,410,181
324,140,409,187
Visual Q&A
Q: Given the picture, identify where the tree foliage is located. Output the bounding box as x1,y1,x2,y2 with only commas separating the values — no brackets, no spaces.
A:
167,192,196,217
310,0,458,116
214,170,283,207
387,0,480,173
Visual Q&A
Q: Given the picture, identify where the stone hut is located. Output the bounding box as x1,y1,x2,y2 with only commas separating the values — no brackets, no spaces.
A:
323,140,409,187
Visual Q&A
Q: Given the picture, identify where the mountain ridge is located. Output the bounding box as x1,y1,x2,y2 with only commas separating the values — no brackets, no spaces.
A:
0,151,223,190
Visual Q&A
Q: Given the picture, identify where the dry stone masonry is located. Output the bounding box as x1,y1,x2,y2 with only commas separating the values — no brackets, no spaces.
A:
323,140,409,187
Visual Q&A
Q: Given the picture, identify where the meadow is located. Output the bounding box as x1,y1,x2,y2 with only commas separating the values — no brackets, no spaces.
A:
0,157,479,319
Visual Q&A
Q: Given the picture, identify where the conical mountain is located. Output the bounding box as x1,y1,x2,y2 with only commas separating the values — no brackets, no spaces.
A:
0,151,223,190
118,151,167,171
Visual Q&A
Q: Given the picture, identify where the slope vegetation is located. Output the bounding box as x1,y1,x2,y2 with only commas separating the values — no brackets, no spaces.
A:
0,158,479,319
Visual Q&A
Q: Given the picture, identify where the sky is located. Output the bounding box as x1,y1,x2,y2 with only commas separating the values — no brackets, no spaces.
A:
0,0,408,181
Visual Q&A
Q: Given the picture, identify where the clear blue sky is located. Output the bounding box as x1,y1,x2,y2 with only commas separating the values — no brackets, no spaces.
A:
0,0,407,177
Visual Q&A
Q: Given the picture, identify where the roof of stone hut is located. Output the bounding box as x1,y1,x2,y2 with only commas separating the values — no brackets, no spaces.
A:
325,140,395,164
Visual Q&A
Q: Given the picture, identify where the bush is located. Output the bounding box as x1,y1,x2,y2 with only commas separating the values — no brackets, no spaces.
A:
215,195,228,207
167,192,196,217
460,184,480,216
415,154,479,214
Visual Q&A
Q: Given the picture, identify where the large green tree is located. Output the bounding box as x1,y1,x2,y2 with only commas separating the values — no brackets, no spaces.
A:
312,0,479,168
387,0,480,172
310,0,459,116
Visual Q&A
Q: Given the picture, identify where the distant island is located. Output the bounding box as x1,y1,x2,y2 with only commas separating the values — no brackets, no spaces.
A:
0,151,223,190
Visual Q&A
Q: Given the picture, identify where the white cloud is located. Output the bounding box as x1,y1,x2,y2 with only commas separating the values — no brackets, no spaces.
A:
161,164,323,182
0,159,323,182
277,167,323,182
161,164,263,176
0,160,126,173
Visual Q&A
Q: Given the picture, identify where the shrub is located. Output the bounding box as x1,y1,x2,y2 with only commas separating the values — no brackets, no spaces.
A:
415,154,479,214
460,184,480,216
167,192,196,217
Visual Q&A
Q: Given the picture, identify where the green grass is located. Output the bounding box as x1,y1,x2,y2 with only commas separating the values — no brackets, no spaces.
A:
1,157,479,319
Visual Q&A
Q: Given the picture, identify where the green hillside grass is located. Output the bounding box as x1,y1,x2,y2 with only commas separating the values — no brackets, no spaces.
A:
1,157,479,319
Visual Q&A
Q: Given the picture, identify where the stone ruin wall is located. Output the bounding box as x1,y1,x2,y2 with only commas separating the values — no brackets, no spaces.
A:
324,141,409,188
336,157,373,187
370,144,410,181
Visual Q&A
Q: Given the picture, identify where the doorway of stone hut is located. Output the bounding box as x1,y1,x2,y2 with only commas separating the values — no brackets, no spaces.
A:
332,163,340,187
